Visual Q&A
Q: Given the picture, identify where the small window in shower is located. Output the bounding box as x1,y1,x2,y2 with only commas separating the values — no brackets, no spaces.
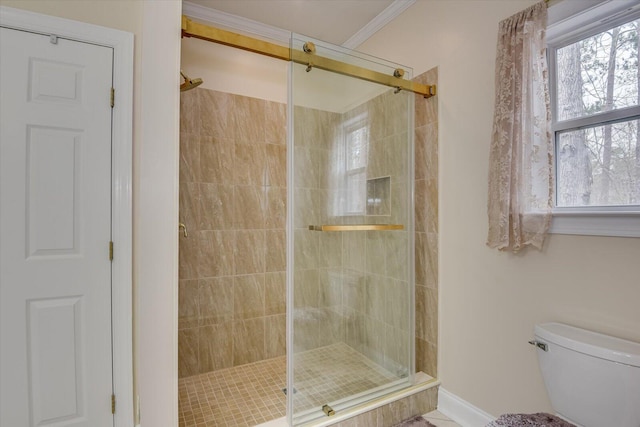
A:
344,115,369,215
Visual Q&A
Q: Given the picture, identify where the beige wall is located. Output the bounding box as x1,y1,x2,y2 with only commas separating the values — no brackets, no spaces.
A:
181,36,287,103
0,0,142,30
359,0,640,417
136,3,181,427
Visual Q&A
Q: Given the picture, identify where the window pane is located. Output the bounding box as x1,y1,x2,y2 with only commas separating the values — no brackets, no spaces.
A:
347,126,368,170
556,19,639,121
346,171,366,214
556,118,640,207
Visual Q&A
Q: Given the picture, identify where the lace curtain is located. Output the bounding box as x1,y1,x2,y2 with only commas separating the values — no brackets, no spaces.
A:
487,1,553,252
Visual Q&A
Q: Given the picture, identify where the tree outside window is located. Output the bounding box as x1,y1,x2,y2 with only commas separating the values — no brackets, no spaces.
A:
553,17,640,207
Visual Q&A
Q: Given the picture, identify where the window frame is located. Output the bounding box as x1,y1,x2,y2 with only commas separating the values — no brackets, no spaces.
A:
547,0,640,237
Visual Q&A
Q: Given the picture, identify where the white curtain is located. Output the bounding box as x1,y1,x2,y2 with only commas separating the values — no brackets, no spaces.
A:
487,1,553,252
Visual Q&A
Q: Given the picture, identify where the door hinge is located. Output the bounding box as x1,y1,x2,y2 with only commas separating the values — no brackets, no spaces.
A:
111,394,116,414
109,241,114,261
110,87,115,108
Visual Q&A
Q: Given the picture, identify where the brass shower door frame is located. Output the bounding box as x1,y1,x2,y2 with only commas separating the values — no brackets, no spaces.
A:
181,16,437,99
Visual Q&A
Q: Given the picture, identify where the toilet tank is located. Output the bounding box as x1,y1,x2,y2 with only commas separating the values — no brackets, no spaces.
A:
534,323,640,427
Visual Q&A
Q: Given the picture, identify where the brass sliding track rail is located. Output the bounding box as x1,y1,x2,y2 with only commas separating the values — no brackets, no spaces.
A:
181,16,436,98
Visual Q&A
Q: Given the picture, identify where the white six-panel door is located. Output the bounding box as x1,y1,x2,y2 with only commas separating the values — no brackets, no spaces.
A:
0,27,114,427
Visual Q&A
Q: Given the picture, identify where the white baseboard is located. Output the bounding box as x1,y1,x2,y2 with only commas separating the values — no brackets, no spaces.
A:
437,388,495,427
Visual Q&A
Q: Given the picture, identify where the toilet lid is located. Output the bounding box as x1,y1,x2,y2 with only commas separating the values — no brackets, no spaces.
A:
535,323,640,368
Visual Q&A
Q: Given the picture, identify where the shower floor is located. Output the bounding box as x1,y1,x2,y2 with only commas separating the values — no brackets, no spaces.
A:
178,355,285,427
178,342,401,427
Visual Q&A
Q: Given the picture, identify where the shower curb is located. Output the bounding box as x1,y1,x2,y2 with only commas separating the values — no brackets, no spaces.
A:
257,376,440,427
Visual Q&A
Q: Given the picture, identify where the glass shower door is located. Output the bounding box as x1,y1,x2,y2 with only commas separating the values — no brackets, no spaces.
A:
286,34,415,425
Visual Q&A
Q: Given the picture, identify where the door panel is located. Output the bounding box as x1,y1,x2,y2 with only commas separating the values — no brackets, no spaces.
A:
27,126,81,257
288,34,414,425
0,27,114,427
27,297,85,425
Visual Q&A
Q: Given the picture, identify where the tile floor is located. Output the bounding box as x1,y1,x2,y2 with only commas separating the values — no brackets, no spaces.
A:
423,410,463,427
178,354,286,427
291,343,401,415
178,342,405,427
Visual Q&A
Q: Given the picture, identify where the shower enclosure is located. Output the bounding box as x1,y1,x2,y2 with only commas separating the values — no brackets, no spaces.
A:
287,35,415,425
178,18,435,426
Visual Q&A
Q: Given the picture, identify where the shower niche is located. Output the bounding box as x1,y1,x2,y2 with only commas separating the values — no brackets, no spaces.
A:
366,176,391,216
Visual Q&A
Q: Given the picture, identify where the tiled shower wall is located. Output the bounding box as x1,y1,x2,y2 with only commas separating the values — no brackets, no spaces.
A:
178,88,287,378
291,93,410,372
292,67,439,380
292,106,346,353
414,68,439,378
178,66,438,379
338,89,412,376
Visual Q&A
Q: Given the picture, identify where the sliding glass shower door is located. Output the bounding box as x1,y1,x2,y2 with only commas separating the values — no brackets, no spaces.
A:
286,34,415,425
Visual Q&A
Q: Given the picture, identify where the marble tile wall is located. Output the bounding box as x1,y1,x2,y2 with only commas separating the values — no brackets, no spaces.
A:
178,88,287,378
315,68,439,379
332,386,438,427
414,68,439,378
292,80,437,382
293,69,438,380
291,98,407,365
179,68,438,382
292,106,346,354
338,89,413,376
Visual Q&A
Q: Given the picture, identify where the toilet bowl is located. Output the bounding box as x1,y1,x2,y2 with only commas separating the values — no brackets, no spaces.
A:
531,322,640,427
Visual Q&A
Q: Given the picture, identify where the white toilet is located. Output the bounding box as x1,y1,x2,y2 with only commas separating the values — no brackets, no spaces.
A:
531,322,640,427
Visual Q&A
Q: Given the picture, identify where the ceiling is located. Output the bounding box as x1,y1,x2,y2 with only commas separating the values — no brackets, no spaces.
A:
185,0,396,46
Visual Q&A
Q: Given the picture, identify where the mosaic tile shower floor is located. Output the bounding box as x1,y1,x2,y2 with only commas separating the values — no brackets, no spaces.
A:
178,342,402,427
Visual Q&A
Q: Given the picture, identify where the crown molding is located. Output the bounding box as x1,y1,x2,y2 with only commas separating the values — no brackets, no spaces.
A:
182,0,414,49
342,0,416,49
182,1,290,44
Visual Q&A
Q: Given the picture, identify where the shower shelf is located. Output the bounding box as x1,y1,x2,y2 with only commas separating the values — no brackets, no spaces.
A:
308,224,404,231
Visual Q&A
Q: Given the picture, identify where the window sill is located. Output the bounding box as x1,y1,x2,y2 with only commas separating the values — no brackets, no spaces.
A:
550,209,640,238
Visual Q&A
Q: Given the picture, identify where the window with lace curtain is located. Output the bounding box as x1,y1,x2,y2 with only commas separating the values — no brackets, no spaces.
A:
547,0,640,236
